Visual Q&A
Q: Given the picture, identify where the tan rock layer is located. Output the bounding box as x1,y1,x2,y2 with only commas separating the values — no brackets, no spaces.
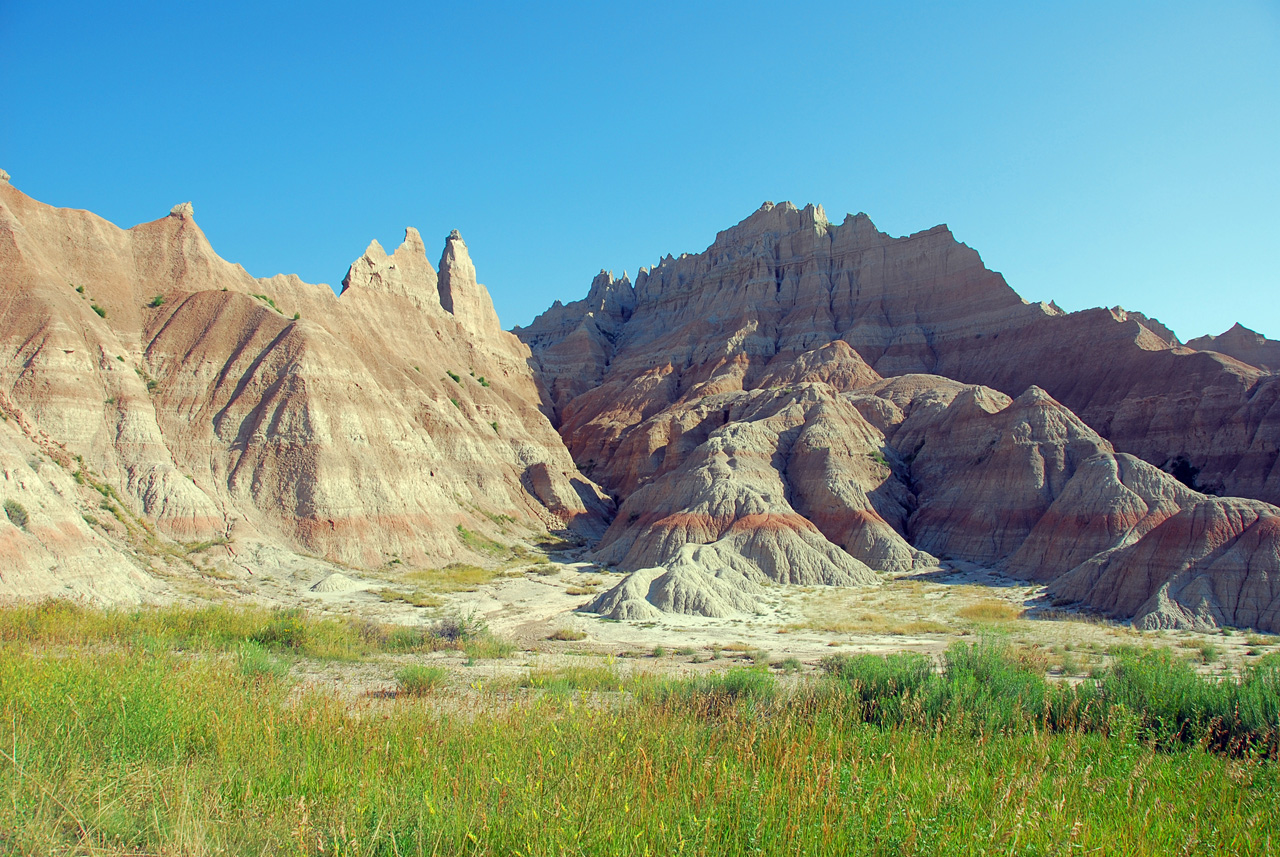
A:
0,179,611,596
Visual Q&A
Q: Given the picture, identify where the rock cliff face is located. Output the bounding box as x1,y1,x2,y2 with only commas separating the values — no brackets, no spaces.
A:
522,201,1280,630
0,175,610,600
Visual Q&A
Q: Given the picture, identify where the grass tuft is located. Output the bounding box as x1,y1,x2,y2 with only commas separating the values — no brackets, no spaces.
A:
396,664,448,696
547,627,587,642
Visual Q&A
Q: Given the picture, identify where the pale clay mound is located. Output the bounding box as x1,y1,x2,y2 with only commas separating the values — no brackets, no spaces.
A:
3,174,1278,634
310,572,365,593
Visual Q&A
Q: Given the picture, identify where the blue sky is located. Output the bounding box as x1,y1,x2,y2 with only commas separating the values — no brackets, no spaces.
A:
3,1,1277,338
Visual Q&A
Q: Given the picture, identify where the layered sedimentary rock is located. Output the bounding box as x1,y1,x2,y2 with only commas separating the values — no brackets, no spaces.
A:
0,174,610,599
584,360,1280,629
523,201,1280,629
520,201,1280,507
1187,323,1280,374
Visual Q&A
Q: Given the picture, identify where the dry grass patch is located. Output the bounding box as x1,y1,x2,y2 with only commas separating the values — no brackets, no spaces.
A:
404,563,515,593
785,615,952,636
376,588,443,608
547,627,587,642
956,600,1022,622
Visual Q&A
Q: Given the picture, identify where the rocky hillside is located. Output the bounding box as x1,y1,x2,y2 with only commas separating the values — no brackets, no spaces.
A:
0,172,610,602
520,202,1280,631
4,177,1276,633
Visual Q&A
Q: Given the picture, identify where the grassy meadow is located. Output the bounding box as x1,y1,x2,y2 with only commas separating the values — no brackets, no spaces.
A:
2,602,1278,855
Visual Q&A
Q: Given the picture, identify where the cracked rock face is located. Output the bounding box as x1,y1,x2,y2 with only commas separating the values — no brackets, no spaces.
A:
526,202,1280,628
0,179,611,600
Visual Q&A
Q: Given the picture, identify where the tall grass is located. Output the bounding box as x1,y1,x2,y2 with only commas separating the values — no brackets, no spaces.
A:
821,641,1280,755
2,606,1278,854
2,644,1276,855
0,600,509,660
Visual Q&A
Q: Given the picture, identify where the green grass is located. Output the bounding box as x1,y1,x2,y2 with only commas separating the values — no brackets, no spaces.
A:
518,664,622,692
1,609,1278,855
396,664,448,696
454,525,508,558
821,642,1280,755
249,293,281,312
0,601,467,660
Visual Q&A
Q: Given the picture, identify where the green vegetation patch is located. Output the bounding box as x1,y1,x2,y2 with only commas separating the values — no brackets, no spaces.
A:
3,499,29,529
1,617,1276,855
249,293,281,312
547,627,587,642
396,664,448,696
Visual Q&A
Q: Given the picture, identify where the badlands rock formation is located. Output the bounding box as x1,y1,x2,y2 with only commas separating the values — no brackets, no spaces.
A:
522,202,1280,630
4,174,1276,633
0,173,609,601
1187,323,1280,375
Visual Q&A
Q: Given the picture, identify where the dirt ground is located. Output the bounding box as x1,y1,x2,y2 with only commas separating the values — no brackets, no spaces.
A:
176,542,1278,699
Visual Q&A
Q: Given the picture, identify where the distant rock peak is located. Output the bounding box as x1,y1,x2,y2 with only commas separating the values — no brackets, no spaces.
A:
399,227,426,257
1187,323,1280,372
0,168,10,184
169,201,194,220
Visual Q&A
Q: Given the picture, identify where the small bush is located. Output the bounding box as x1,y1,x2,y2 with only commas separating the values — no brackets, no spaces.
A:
91,304,107,318
431,612,488,643
547,627,587,642
446,370,461,384
4,499,29,529
477,376,490,387
397,664,448,696
1196,641,1220,664
148,295,164,307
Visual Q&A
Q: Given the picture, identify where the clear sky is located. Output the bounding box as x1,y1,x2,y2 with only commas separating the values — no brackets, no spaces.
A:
3,1,1277,339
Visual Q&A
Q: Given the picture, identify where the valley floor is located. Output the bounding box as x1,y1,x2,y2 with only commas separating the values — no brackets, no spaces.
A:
3,547,1279,855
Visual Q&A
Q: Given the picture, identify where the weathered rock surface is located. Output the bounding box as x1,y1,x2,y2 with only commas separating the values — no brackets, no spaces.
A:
0,177,611,600
526,202,1280,628
521,202,1280,509
1187,323,1280,374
